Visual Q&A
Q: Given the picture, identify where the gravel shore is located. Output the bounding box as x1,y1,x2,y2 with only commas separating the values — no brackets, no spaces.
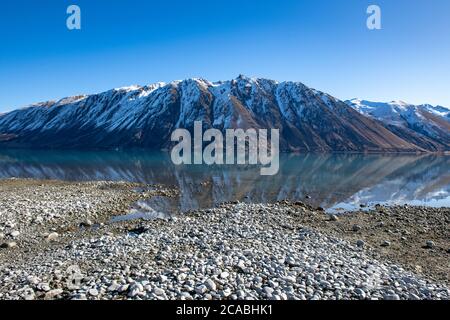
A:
0,179,448,300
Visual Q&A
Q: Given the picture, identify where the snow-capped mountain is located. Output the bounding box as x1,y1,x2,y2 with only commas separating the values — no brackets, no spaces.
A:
346,99,450,151
0,75,447,152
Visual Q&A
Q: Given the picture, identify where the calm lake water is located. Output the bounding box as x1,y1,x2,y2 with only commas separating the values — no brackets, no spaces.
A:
0,149,449,214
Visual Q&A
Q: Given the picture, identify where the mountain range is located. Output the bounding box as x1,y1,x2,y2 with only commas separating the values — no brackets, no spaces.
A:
346,99,450,152
0,75,449,152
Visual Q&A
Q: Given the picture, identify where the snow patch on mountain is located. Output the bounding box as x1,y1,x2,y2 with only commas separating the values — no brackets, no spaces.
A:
348,99,450,122
346,99,450,142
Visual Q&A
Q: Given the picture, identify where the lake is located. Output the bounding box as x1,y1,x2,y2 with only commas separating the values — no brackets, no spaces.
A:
0,149,449,214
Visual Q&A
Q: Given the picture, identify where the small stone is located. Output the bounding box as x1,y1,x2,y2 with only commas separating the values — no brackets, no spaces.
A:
27,276,40,285
222,288,232,298
425,241,435,249
408,293,420,300
177,273,187,281
236,260,247,272
71,293,87,300
117,284,129,293
195,285,208,295
384,294,400,300
263,287,274,296
5,221,15,228
88,288,99,297
33,216,44,224
107,283,120,292
46,232,59,241
128,283,143,297
153,287,165,296
381,240,391,247
37,283,51,292
10,230,20,238
356,240,365,248
80,220,93,228
45,289,64,300
354,288,366,299
329,214,338,221
283,276,297,283
319,281,332,289
159,275,168,282
205,279,217,291
286,256,297,266
179,292,193,300
23,291,36,300
204,294,213,300
352,225,362,232
0,242,17,249
128,289,140,298
220,272,230,279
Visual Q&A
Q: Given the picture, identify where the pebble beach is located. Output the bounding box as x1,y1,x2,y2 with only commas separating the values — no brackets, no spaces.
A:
0,178,448,300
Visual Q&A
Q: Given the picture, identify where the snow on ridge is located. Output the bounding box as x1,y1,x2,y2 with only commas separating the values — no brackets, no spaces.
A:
113,85,142,92
348,99,450,118
55,95,88,106
18,100,57,111
420,104,450,118
346,98,450,140
138,82,167,98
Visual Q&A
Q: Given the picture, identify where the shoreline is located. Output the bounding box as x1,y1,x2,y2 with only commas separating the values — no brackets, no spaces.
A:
0,178,448,300
1,146,450,155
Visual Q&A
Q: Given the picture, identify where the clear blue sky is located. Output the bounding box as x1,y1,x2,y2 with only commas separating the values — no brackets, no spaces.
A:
1,0,450,112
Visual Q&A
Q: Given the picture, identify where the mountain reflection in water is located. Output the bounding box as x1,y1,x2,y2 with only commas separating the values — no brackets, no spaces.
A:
0,149,449,213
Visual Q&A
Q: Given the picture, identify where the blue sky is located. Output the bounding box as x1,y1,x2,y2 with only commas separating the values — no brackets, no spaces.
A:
1,0,450,112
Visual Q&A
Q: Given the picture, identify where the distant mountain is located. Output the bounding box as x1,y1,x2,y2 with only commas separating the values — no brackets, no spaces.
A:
0,75,448,152
346,99,450,151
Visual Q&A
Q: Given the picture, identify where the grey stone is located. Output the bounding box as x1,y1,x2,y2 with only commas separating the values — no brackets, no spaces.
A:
381,240,391,247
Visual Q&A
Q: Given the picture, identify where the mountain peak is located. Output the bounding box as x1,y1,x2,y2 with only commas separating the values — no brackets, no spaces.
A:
236,74,252,81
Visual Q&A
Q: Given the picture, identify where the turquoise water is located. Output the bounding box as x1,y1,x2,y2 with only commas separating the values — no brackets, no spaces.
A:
0,149,449,213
